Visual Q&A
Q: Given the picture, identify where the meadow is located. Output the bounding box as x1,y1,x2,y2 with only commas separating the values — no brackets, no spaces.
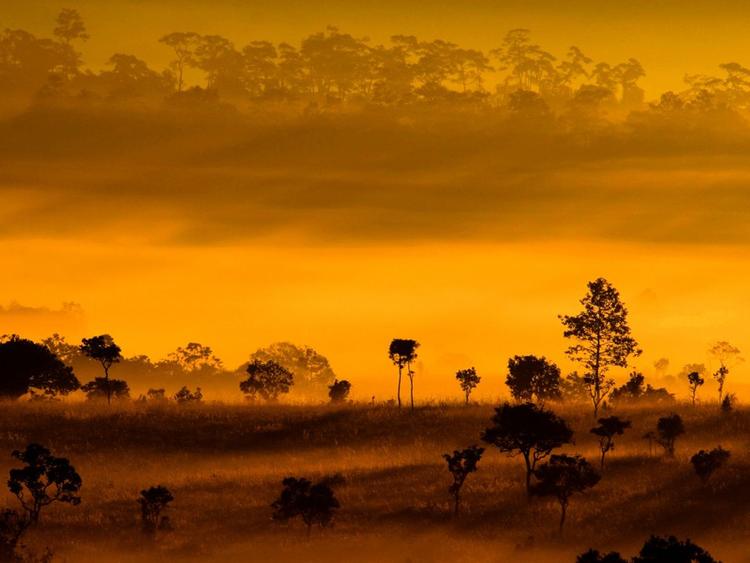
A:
0,400,746,562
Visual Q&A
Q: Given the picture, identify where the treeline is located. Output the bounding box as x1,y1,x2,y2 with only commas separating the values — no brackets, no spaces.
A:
4,8,750,128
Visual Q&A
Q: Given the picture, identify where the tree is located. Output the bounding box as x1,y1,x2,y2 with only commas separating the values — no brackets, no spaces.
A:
632,535,717,563
443,445,484,516
560,278,641,417
610,372,674,405
576,549,627,563
173,386,203,404
328,379,351,403
0,336,79,400
8,443,82,524
240,359,293,402
248,342,335,397
455,367,480,404
691,447,730,484
560,372,589,403
53,8,89,45
138,486,174,535
165,342,222,375
388,339,420,410
506,355,561,406
481,402,573,496
590,416,631,470
531,454,600,533
81,378,130,401
687,370,705,407
80,335,122,405
271,477,340,536
655,414,685,457
708,341,742,404
159,32,200,92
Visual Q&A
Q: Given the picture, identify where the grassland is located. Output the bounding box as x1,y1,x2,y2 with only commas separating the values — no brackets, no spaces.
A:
0,401,747,562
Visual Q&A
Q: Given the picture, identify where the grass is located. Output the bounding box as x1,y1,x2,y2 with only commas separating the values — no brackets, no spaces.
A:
0,401,747,562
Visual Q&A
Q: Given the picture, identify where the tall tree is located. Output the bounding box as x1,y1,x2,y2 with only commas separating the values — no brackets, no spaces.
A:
686,370,705,407
455,367,481,404
53,8,89,45
159,32,200,92
708,341,742,404
560,278,641,417
388,339,419,409
80,335,122,406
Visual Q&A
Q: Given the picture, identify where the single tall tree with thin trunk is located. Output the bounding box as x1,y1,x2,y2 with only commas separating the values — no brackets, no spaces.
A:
388,339,419,409
590,416,631,470
560,278,641,417
80,335,122,406
455,367,480,404
686,371,704,407
708,341,742,404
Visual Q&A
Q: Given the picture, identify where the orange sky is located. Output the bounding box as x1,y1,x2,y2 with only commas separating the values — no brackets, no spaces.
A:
4,1,750,400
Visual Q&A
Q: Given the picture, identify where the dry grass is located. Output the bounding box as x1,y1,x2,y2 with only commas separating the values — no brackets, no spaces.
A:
1,401,748,562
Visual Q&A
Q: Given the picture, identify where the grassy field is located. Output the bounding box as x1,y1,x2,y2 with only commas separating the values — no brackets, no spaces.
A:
0,401,748,562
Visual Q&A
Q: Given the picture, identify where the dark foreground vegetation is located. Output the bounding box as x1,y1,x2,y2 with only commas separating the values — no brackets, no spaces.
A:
0,401,745,562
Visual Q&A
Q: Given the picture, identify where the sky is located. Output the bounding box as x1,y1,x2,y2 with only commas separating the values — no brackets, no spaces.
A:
3,1,750,400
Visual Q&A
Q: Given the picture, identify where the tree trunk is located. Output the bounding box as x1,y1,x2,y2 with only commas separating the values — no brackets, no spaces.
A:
465,390,470,405
600,448,606,471
409,373,414,411
104,364,111,406
396,366,402,408
559,501,567,534
454,492,460,517
524,453,533,498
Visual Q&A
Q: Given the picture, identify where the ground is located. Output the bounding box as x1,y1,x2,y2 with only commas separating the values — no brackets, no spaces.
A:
0,401,747,562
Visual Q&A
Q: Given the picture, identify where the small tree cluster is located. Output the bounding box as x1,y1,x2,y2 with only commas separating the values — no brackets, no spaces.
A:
578,535,717,562
531,454,600,533
690,447,730,484
654,414,685,457
138,485,174,535
481,402,573,496
328,379,352,403
506,355,561,406
240,359,294,402
443,445,484,516
173,386,203,404
271,477,340,536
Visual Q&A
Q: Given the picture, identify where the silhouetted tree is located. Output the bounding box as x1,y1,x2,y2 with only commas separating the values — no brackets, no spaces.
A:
610,372,674,405
0,508,29,561
146,388,167,402
240,359,293,402
328,379,351,403
0,336,79,400
632,535,717,563
8,444,82,524
691,447,730,484
531,454,600,533
720,393,735,413
506,355,561,406
80,335,122,405
687,371,705,407
164,342,222,375
655,414,685,457
159,32,200,92
81,378,130,401
53,9,89,46
590,416,631,470
271,477,340,536
138,485,174,535
560,278,641,417
481,402,573,496
576,549,627,563
388,339,419,409
455,367,480,404
248,342,335,397
443,445,484,516
173,386,203,404
708,341,742,404
560,372,589,403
